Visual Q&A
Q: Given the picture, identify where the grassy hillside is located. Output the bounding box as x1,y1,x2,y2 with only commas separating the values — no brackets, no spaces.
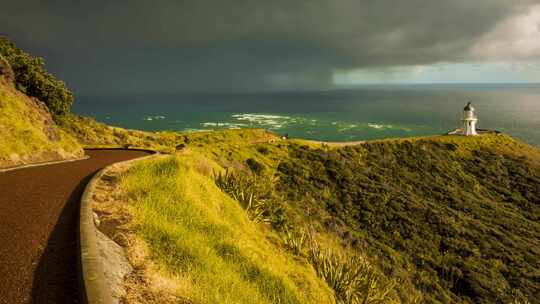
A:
58,114,185,153
121,151,336,304
1,36,73,115
120,130,539,304
0,73,83,168
273,135,540,303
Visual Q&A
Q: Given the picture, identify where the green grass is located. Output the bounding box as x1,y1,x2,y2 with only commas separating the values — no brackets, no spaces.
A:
121,152,334,304
58,114,186,153
119,127,539,303
0,79,83,167
271,134,540,303
59,114,281,155
308,244,397,304
1,36,74,115
183,131,539,303
119,129,401,303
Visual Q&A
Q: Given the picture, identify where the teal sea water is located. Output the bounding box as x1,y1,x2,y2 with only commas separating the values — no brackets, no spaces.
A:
73,84,540,146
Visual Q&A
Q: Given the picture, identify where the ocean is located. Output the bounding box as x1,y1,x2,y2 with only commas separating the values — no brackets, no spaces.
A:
73,84,540,146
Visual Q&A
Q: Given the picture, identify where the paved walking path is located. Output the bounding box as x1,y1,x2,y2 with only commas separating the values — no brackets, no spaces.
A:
0,149,150,304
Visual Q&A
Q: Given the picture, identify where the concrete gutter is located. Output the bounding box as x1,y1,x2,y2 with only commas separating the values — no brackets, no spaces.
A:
79,151,160,304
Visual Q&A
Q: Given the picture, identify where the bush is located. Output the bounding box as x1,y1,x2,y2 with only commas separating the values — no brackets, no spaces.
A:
257,146,270,155
0,55,14,82
283,228,308,255
308,240,396,304
0,36,74,115
213,169,287,228
246,158,265,175
274,136,540,303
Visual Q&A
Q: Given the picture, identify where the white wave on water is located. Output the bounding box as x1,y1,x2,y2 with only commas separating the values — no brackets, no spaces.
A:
183,128,212,133
367,123,412,132
227,114,412,133
143,115,166,121
201,122,249,129
232,114,290,121
231,113,295,129
367,123,388,129
337,124,359,132
333,122,412,132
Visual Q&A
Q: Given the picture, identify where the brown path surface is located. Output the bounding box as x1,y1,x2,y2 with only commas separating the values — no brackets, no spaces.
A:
0,149,151,304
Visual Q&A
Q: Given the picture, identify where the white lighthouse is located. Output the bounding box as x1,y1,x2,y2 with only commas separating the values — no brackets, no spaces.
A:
462,102,478,136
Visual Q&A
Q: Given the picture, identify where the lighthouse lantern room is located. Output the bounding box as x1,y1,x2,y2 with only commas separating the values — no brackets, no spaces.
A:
462,102,478,136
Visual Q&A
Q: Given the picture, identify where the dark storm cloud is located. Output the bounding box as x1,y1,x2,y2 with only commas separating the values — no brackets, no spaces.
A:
1,0,538,93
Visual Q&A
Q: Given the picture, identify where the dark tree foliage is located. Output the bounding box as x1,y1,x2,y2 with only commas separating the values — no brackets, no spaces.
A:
0,37,74,115
0,54,14,82
275,138,540,304
246,158,265,175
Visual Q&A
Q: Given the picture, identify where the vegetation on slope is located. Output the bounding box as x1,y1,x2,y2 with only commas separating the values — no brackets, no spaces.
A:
58,114,186,153
121,152,335,304
0,70,83,168
121,130,539,304
118,130,404,303
272,135,540,303
0,36,74,116
58,114,283,155
213,169,399,304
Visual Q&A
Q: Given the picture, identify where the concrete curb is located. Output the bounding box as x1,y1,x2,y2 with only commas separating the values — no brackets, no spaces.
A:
0,155,90,173
79,152,160,304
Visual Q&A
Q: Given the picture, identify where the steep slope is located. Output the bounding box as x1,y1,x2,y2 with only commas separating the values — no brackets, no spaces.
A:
167,132,539,303
120,152,336,304
116,128,539,304
272,135,540,303
0,63,83,169
58,114,185,153
115,130,399,304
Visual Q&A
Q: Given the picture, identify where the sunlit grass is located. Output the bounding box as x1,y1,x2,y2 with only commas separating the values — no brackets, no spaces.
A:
0,81,82,164
121,153,334,304
211,153,400,304
119,127,538,304
58,114,184,153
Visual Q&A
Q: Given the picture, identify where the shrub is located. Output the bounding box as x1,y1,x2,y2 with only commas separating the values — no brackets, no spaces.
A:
0,54,14,82
214,166,397,304
308,240,396,304
213,169,287,228
246,158,265,175
213,169,269,223
283,228,308,256
274,136,540,303
257,146,270,155
0,36,74,115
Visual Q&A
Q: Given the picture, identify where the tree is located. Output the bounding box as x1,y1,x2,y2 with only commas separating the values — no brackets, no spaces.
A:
0,36,74,116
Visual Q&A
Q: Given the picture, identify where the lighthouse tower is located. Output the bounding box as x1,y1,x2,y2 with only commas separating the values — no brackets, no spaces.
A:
462,102,478,136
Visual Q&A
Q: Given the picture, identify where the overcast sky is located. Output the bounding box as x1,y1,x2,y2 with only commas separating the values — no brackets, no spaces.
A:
2,0,540,95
